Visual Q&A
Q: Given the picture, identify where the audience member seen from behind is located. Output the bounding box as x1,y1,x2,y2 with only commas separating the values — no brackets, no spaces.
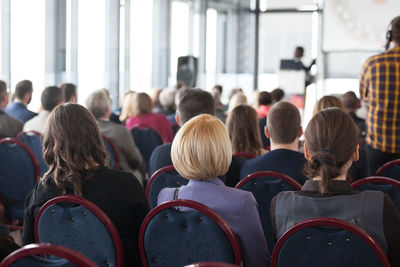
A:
24,86,63,134
0,80,23,138
271,88,285,104
121,92,173,143
22,103,149,267
212,87,227,122
342,91,366,141
313,95,344,115
148,89,241,187
256,91,272,119
226,105,267,157
157,114,270,267
240,102,306,185
5,80,37,122
226,92,247,114
59,83,77,103
158,88,176,116
85,90,145,185
270,108,400,266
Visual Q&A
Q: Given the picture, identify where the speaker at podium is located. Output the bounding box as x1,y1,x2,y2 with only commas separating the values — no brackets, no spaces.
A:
177,56,198,88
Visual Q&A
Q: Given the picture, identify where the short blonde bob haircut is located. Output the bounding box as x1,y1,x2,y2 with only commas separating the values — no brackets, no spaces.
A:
171,114,232,180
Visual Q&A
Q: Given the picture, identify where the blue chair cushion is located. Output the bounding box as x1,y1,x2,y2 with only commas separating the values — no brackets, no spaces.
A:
149,170,188,209
356,183,400,214
240,177,299,250
38,203,117,267
277,226,382,267
5,203,24,221
144,208,235,267
11,256,76,267
102,138,116,170
380,165,400,180
17,133,48,178
0,142,36,220
131,128,163,164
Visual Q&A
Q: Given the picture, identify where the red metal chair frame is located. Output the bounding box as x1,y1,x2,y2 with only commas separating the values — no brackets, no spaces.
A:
185,262,240,267
235,171,302,190
102,135,120,171
0,138,40,183
375,159,400,176
139,199,243,267
232,153,256,160
34,195,124,267
351,176,400,189
271,218,390,267
145,165,177,206
0,243,97,267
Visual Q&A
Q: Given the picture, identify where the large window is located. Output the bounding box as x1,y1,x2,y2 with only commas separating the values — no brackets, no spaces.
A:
130,0,153,92
169,1,190,86
77,0,106,103
10,0,45,112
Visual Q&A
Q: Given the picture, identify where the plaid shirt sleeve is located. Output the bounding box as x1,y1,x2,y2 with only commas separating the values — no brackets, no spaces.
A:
359,59,371,100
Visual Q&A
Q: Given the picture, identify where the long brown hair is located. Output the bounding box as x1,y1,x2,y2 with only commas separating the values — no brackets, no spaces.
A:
42,103,107,196
304,108,358,194
226,105,263,156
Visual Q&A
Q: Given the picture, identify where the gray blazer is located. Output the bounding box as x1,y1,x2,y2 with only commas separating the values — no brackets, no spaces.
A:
0,109,23,138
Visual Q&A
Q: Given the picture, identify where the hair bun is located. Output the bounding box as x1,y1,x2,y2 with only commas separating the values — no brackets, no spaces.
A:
316,150,337,167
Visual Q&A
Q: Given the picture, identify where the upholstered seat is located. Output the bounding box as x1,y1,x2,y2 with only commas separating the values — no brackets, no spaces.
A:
139,200,242,267
146,165,188,209
16,131,48,178
0,243,97,267
235,171,302,249
35,195,123,267
102,135,120,170
0,138,39,221
271,218,390,267
351,176,400,213
131,126,163,164
375,159,400,180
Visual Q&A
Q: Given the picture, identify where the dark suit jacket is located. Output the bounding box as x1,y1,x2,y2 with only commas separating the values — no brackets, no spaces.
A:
0,109,23,138
240,148,307,185
5,102,36,122
149,143,241,187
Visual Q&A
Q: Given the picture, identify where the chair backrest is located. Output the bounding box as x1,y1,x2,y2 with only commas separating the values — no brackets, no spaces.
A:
131,126,164,164
34,195,123,267
16,131,48,177
139,199,242,267
375,159,400,180
146,165,188,209
102,135,120,170
0,138,39,221
271,218,390,267
0,243,97,267
185,262,240,267
258,118,270,149
235,171,302,250
351,176,400,213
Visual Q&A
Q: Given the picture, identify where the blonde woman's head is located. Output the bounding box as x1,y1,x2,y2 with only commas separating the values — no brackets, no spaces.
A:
119,91,153,121
171,114,232,180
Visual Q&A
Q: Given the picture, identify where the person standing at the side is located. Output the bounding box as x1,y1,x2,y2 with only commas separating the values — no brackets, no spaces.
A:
359,16,400,175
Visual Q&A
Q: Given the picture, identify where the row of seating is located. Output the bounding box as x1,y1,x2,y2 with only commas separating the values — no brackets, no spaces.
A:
0,194,391,266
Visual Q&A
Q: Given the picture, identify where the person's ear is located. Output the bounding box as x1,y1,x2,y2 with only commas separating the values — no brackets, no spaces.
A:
304,143,310,160
175,114,181,127
298,126,303,138
353,144,359,161
264,126,271,138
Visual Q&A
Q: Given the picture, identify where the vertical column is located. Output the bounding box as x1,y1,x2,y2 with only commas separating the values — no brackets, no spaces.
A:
67,0,78,85
152,0,171,88
198,0,207,88
1,0,11,86
45,0,66,86
105,0,120,109
123,0,130,93
253,0,260,90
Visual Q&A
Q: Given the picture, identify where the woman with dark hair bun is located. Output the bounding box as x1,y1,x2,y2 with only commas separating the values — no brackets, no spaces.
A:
22,103,148,267
270,107,400,265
